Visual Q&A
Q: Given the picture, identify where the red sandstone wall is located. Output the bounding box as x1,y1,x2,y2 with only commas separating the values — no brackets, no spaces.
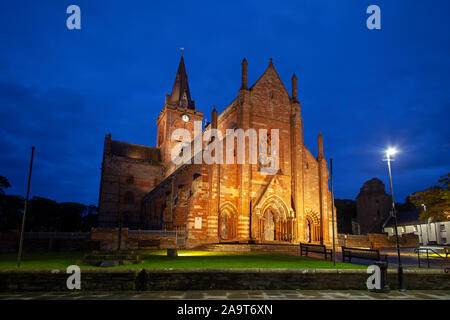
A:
142,61,337,247
338,233,420,248
98,153,163,228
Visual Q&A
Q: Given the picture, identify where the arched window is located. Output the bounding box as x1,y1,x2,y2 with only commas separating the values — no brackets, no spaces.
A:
259,129,274,169
124,191,134,204
267,131,272,154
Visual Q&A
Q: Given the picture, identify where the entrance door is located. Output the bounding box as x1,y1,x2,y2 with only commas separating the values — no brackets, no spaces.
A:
305,220,311,243
219,212,237,240
264,210,275,241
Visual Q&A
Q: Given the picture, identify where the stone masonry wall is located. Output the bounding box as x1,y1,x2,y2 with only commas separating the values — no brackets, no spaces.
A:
338,233,420,248
90,228,178,250
1,269,448,292
141,60,337,247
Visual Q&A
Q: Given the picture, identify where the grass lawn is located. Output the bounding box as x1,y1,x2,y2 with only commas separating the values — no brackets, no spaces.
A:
0,250,366,270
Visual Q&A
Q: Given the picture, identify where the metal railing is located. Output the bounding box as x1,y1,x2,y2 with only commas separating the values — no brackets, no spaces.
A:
414,247,448,268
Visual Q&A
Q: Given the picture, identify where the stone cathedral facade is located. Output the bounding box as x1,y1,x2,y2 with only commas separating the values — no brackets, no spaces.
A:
98,56,337,247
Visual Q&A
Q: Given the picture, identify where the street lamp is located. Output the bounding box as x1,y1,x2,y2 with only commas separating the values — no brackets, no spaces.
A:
421,204,431,245
385,147,405,291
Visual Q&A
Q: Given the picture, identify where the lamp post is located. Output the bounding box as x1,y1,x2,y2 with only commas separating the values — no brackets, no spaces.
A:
421,204,430,245
17,146,35,268
329,158,336,266
385,147,405,291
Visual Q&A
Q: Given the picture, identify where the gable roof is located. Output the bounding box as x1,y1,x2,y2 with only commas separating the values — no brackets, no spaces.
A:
250,58,291,99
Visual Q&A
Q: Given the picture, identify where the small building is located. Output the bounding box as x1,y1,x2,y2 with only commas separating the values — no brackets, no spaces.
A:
356,178,391,234
383,211,450,245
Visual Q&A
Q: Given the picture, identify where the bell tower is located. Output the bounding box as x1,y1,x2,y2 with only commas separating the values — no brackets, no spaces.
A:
156,55,203,167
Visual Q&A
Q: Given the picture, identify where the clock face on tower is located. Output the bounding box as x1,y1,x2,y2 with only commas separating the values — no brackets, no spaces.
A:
181,114,190,123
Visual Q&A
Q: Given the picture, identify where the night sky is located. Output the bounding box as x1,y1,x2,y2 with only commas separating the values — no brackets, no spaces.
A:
0,1,449,206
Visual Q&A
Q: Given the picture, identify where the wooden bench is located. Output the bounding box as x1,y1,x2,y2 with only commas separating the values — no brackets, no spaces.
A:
300,243,332,261
342,246,388,263
138,239,160,249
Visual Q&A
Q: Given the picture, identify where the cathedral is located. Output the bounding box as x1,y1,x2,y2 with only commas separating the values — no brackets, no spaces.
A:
98,56,337,247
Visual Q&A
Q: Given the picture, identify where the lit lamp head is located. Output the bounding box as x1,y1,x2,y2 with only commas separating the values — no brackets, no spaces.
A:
386,147,398,158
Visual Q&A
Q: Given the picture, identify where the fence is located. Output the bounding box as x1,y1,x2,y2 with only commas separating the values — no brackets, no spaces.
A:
23,232,90,240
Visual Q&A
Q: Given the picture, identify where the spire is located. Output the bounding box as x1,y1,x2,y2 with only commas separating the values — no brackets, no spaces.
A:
318,131,324,159
167,55,195,109
212,105,218,129
241,57,248,89
291,73,298,102
268,57,274,68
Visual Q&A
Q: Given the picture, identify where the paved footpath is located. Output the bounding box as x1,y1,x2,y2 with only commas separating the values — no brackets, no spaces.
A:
0,290,449,300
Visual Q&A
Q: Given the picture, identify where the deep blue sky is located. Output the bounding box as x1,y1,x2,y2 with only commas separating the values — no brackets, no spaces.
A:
0,1,449,206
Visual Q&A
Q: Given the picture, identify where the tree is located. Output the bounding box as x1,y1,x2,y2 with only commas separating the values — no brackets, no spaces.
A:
0,175,11,194
0,189,99,231
0,195,24,230
409,173,450,222
81,205,99,231
438,173,450,205
27,197,60,231
0,175,17,229
58,202,86,231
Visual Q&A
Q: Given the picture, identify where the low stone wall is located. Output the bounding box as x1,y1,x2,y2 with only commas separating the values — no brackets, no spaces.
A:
196,243,300,255
0,270,138,291
338,233,419,249
0,230,422,253
0,269,448,292
144,269,370,290
0,239,100,253
91,228,177,250
0,231,99,253
0,229,180,253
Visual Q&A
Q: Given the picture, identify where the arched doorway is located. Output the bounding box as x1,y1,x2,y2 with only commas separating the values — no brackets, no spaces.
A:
259,196,292,242
219,204,238,241
305,210,321,243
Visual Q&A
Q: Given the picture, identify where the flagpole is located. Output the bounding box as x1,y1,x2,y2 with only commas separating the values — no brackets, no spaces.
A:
17,146,35,268
330,158,336,266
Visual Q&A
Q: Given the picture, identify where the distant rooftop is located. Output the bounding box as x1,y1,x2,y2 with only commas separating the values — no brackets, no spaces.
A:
384,210,421,227
357,177,387,197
